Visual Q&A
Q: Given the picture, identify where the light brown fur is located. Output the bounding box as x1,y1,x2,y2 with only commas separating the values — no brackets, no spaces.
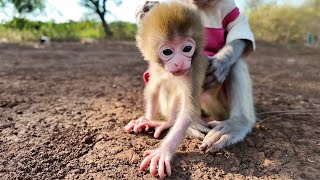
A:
137,2,209,123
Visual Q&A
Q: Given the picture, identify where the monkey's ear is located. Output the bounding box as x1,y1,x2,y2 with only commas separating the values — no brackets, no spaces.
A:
136,1,160,24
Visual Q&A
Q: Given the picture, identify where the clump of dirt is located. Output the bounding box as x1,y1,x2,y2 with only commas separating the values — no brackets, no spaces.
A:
0,42,319,179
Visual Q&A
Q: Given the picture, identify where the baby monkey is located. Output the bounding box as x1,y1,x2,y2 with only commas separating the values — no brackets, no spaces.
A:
125,2,208,178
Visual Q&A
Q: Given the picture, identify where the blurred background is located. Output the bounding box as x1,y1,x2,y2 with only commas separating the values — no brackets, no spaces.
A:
0,0,319,46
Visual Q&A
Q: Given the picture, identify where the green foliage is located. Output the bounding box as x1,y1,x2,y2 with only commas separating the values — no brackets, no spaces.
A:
0,0,44,15
0,18,137,42
110,21,137,40
248,2,320,43
79,0,122,37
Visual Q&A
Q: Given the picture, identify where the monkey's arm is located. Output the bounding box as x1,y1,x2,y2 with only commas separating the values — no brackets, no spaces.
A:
140,95,194,179
204,10,255,88
141,62,204,178
140,113,191,178
204,39,246,88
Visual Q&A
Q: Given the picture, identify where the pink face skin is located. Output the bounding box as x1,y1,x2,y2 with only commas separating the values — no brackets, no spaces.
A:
158,37,196,76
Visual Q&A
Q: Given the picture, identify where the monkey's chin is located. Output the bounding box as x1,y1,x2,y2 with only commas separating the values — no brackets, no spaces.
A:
172,69,189,76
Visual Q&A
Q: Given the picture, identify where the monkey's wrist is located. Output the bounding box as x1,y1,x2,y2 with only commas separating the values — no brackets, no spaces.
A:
158,146,174,158
144,114,153,121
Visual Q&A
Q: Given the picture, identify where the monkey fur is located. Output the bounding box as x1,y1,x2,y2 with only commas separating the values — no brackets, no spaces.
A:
126,2,211,178
126,1,256,178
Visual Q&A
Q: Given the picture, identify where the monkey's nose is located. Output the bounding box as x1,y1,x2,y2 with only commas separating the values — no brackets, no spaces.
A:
174,63,179,67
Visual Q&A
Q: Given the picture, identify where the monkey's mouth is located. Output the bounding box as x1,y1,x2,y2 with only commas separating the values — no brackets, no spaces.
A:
172,69,189,76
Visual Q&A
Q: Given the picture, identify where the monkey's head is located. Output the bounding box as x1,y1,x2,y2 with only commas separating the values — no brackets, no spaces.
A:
136,2,204,76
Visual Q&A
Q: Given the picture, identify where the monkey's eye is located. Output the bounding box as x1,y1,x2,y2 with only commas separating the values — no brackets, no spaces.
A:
183,45,193,53
162,49,173,56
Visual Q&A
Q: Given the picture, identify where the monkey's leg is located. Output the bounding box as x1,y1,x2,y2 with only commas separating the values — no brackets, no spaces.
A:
187,87,228,139
135,96,179,138
200,59,255,152
125,83,160,134
125,85,178,137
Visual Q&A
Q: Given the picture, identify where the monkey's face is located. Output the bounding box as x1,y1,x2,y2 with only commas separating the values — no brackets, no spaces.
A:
158,37,196,76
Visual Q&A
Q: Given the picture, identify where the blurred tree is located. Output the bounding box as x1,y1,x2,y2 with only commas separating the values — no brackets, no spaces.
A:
248,1,320,44
246,0,265,10
305,0,320,8
80,0,122,38
0,0,44,15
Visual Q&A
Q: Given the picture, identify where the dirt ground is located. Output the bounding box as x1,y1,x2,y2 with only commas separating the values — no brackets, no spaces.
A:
0,41,319,180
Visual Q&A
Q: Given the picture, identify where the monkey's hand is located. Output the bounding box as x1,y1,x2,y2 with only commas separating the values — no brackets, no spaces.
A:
203,40,246,89
125,117,173,138
199,117,251,153
210,56,231,83
140,148,172,179
203,55,232,90
125,117,150,134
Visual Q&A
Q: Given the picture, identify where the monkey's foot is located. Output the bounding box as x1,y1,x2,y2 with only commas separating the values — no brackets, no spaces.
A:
187,121,211,139
199,118,251,153
140,149,172,179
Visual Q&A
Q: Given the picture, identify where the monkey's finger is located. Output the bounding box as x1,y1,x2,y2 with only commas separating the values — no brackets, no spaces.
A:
135,123,148,132
214,69,227,83
143,150,154,157
154,126,167,138
207,134,231,153
124,121,137,133
150,154,161,176
124,125,134,133
158,155,166,179
137,121,157,129
140,152,156,171
134,119,147,133
187,127,205,139
203,74,216,87
165,158,171,177
207,120,221,128
133,124,140,133
194,123,211,133
200,131,223,151
203,129,222,142
145,125,149,132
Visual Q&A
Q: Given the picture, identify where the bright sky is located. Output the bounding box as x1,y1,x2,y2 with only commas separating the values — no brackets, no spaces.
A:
0,0,304,23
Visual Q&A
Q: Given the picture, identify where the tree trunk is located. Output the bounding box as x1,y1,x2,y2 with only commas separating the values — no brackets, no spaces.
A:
99,14,113,38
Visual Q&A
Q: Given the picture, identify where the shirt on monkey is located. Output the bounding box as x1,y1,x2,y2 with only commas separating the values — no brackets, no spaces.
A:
139,0,256,83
